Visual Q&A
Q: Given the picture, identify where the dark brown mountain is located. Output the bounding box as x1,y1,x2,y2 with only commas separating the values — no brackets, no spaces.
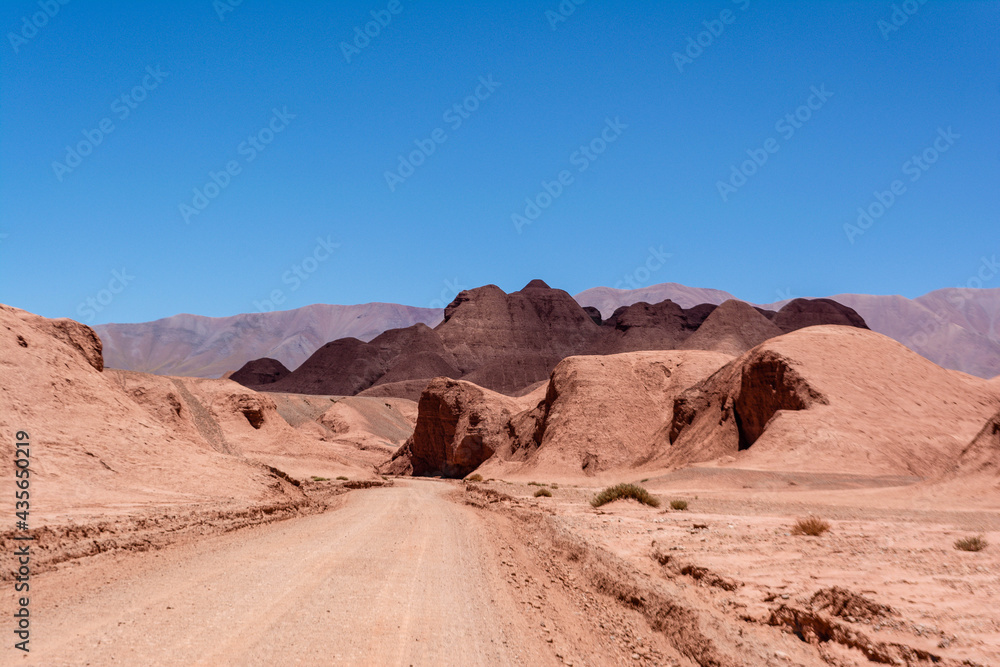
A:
262,323,457,396
234,281,869,398
680,300,785,357
229,358,291,386
770,298,870,333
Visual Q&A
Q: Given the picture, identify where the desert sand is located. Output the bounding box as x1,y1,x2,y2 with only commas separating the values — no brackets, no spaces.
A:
3,292,999,666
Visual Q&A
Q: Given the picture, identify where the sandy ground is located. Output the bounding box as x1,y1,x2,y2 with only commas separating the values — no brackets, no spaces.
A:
479,473,1000,667
4,475,998,667
5,479,665,667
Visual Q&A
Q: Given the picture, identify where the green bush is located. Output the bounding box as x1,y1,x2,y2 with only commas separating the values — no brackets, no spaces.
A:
466,473,484,482
310,476,329,482
670,499,688,511
534,488,552,498
336,476,349,481
954,535,988,552
591,483,660,509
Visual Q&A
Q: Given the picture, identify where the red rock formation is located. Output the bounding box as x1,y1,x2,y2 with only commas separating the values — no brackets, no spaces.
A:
383,378,527,477
0,304,322,510
659,326,999,477
681,300,785,357
483,351,734,476
234,281,870,399
262,323,456,396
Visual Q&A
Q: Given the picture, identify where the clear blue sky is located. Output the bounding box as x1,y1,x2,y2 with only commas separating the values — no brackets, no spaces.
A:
1,0,998,324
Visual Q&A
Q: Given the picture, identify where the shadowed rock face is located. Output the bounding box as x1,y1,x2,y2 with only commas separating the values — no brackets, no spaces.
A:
385,324,1000,480
385,378,523,477
261,323,458,396
19,314,105,372
229,358,290,386
732,352,826,450
772,298,870,333
659,325,998,477
234,281,870,398
582,306,603,326
948,411,1000,479
385,350,734,478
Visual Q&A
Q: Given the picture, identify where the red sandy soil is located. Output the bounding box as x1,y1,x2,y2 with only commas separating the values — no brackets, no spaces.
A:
4,302,1000,665
8,475,996,666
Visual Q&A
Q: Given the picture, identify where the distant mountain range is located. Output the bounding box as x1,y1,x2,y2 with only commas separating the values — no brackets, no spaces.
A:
95,303,443,379
93,283,1000,380
228,281,867,399
576,283,1000,380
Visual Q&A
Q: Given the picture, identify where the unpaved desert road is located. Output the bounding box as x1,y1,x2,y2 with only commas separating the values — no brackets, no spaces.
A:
8,480,552,666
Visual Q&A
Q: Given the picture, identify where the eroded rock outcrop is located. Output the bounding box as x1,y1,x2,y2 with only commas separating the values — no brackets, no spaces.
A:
659,326,998,476
0,304,317,510
485,351,734,476
384,378,527,477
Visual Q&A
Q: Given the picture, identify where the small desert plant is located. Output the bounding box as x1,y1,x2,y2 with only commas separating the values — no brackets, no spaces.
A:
336,476,349,481
528,481,547,487
550,483,559,489
954,535,988,552
466,473,484,482
670,499,689,511
310,476,329,482
591,483,660,509
534,488,552,498
641,478,650,483
791,516,831,536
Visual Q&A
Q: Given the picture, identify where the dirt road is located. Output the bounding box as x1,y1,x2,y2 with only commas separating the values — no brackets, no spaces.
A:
8,480,554,666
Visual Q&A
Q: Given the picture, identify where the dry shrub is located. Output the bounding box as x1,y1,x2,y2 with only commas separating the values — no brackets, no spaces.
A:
534,488,552,498
954,535,987,552
792,516,831,536
591,483,660,509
